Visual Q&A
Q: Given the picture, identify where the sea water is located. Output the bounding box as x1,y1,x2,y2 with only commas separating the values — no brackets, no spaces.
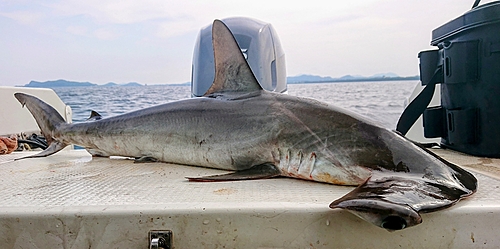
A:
53,80,418,129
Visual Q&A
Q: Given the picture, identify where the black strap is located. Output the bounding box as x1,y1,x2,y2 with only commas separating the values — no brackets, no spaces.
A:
396,66,443,136
472,0,481,9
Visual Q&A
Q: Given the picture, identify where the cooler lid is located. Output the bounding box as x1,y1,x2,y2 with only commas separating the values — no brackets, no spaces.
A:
431,1,500,45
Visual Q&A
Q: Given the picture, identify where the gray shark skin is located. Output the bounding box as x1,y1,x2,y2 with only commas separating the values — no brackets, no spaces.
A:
14,20,476,231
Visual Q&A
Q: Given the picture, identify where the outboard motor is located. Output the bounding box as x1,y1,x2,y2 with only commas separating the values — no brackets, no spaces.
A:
191,17,287,97
397,1,500,157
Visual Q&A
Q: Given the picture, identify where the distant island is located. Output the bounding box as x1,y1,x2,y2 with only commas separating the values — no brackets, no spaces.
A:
23,80,146,88
286,73,419,84
22,73,419,88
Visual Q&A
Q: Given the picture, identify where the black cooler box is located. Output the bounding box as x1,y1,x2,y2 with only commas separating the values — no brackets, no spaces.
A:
416,1,500,157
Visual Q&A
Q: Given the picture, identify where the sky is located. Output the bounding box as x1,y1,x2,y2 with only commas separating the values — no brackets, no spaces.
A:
0,0,490,86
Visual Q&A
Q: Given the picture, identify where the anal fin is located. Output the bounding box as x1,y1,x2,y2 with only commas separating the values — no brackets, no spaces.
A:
187,163,280,182
134,156,159,163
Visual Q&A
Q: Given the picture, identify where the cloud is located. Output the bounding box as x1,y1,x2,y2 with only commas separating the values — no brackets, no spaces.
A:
41,0,210,39
93,28,119,40
155,19,203,38
1,0,481,86
41,0,385,38
0,10,44,25
66,25,88,36
49,0,196,24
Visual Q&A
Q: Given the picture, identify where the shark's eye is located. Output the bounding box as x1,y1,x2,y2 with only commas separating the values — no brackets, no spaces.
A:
381,216,407,230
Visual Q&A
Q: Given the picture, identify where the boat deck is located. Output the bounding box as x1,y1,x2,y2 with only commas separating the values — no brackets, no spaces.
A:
0,149,499,248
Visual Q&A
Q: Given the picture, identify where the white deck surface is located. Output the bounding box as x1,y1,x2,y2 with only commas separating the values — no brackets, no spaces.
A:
0,149,499,248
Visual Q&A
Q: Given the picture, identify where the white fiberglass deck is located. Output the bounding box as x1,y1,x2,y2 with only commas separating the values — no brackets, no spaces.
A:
0,149,499,248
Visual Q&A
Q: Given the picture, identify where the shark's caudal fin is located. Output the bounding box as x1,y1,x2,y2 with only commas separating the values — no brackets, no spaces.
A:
203,20,263,97
14,93,70,159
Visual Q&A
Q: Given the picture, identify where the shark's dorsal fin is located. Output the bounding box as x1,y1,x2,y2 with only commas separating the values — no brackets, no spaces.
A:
203,19,262,97
86,110,102,121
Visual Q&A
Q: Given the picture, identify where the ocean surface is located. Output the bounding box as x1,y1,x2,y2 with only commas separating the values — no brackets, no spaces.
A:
53,80,418,129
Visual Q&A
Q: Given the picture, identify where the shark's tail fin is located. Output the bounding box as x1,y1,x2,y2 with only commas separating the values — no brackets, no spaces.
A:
14,93,70,159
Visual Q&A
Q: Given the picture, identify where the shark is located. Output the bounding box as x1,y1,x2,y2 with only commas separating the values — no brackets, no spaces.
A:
14,19,477,231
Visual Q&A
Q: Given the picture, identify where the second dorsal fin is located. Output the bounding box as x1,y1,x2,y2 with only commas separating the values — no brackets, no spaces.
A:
86,110,102,121
203,20,262,96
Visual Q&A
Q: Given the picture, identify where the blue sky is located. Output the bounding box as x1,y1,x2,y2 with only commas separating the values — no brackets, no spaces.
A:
0,0,487,86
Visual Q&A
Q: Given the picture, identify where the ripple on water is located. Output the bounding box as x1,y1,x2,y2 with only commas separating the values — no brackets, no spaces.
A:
54,81,417,128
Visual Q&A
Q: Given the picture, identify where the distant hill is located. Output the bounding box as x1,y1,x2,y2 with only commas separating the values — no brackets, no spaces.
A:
25,80,97,88
24,79,144,88
102,82,143,87
102,82,117,87
287,73,418,84
23,74,419,88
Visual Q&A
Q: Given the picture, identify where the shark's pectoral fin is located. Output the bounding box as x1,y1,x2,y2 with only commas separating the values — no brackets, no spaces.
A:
186,163,280,182
330,172,475,230
15,141,68,160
